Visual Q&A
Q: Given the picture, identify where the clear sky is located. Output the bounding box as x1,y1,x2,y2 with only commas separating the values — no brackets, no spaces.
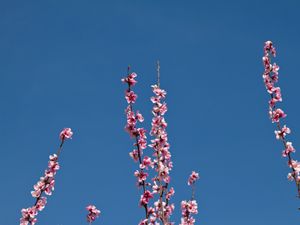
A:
1,0,300,224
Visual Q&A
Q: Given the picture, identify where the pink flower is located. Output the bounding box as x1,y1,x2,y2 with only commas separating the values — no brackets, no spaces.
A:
152,181,160,194
59,128,73,140
166,187,175,200
36,197,47,212
180,217,196,225
271,108,286,123
188,171,200,186
289,160,300,173
152,85,167,98
287,172,294,181
44,178,55,195
138,138,147,150
273,87,282,102
180,200,198,225
122,72,137,86
138,219,149,225
20,207,38,225
140,190,154,206
125,90,137,104
86,205,101,223
127,111,137,126
264,79,274,94
264,40,276,56
272,63,280,76
274,125,291,140
282,141,295,157
140,156,153,169
153,103,168,115
129,149,139,162
134,170,148,183
137,128,147,139
262,56,271,70
136,111,144,122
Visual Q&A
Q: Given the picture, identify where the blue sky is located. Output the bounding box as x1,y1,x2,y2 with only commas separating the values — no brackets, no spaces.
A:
1,0,300,224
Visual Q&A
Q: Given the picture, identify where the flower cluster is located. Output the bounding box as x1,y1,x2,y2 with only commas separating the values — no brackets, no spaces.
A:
180,172,200,225
188,171,199,186
262,41,300,194
20,128,72,225
31,154,59,198
123,66,199,225
60,128,73,140
86,205,101,223
122,70,152,223
179,200,198,225
149,84,175,224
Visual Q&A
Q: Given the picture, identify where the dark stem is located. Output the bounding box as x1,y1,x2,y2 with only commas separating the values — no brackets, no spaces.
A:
191,183,196,200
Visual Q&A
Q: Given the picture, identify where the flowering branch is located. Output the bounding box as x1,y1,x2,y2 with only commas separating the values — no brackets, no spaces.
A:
86,204,101,224
149,61,174,224
20,128,73,225
122,64,200,225
262,40,300,197
180,172,199,225
122,67,152,223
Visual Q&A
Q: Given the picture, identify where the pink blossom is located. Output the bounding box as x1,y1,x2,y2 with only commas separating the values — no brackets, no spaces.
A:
138,219,149,225
264,79,274,94
129,149,139,162
288,160,300,173
152,85,167,98
126,111,137,125
44,178,55,195
180,200,198,225
188,171,200,186
134,170,148,183
122,72,137,86
152,181,160,194
165,203,175,217
35,197,47,212
125,90,137,104
20,207,38,225
137,128,147,139
272,63,280,76
287,172,294,181
154,200,166,212
136,111,144,122
125,124,137,137
166,187,175,200
262,56,271,70
282,141,295,157
152,103,168,115
151,96,160,104
271,108,286,123
273,87,282,101
59,128,73,140
140,190,154,206
180,217,196,225
86,205,101,223
140,156,153,169
137,138,147,150
274,125,291,139
264,40,276,56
